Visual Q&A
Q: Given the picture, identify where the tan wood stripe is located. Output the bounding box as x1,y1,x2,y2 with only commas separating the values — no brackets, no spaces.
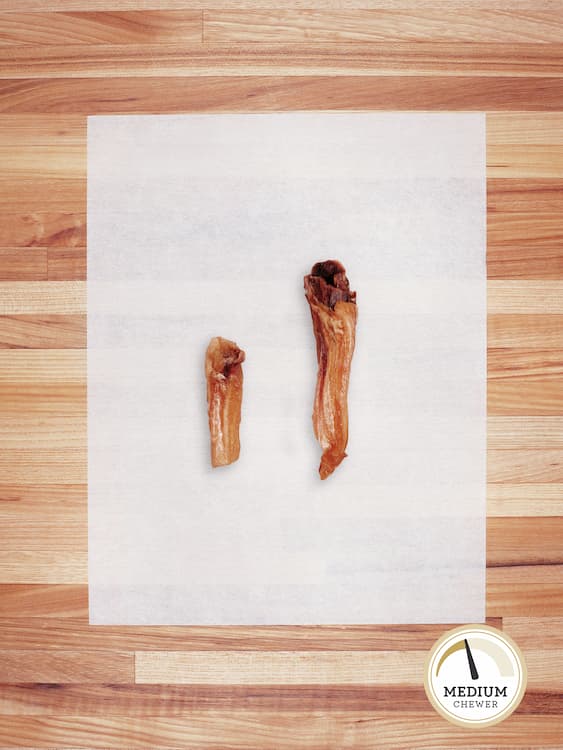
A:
2,77,563,114
488,145,563,178
203,10,563,44
0,713,561,749
0,650,134,683
1,42,563,79
135,650,425,684
0,350,84,382
488,282,563,313
0,551,87,584
489,484,563,516
488,349,563,379
488,113,563,144
488,315,563,348
0,11,202,46
0,447,85,482
0,284,84,314
488,419,563,449
488,380,563,416
488,450,563,483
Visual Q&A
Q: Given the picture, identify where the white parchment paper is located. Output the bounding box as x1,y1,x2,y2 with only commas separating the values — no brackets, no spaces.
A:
88,113,486,624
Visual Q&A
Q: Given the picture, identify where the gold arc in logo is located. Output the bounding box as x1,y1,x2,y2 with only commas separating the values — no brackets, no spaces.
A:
435,637,515,677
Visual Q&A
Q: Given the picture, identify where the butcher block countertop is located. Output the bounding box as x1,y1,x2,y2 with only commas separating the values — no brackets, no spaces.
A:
0,2,562,748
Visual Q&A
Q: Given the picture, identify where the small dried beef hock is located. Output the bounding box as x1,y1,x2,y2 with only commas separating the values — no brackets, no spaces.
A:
304,260,357,479
205,337,245,467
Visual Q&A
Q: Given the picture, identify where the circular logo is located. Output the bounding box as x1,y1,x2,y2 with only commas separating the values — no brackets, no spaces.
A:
424,624,527,728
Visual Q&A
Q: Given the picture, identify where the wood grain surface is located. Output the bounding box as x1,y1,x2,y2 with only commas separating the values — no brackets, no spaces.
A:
0,3,562,748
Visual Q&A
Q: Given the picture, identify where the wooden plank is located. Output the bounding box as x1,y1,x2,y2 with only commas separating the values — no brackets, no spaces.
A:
0,145,84,178
2,77,563,114
0,620,500,653
0,550,86,584
488,315,563,348
526,651,563,689
488,450,563,482
487,564,563,616
0,350,84,383
0,650,134,682
204,10,563,44
488,178,563,213
0,684,423,715
488,145,563,177
488,418,563,449
0,179,84,212
488,518,563,566
0,315,85,348
0,584,88,618
10,683,554,716
2,522,85,551
1,42,563,79
0,713,561,749
488,113,563,145
0,248,47,280
489,212,563,249
0,384,85,418
0,484,86,523
0,114,84,145
488,380,563,416
488,282,563,313
488,246,563,280
0,0,561,9
0,283,84,314
47,247,85,280
0,11,201,46
0,447,85,482
0,214,86,249
488,348,563,379
488,484,563,516
0,414,85,447
504,617,563,648
135,650,423,685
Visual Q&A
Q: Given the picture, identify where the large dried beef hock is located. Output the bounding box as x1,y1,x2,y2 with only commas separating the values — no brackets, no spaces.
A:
304,260,357,479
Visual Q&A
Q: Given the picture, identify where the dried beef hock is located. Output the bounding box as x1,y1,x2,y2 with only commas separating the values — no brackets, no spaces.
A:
304,260,357,479
205,337,245,467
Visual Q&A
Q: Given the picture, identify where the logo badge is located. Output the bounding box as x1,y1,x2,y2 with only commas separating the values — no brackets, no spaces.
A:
424,624,527,727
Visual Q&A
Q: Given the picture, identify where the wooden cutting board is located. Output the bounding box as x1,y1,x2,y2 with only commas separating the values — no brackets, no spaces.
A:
0,3,562,747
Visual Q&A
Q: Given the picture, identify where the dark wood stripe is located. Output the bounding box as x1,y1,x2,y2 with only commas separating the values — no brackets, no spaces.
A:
1,76,563,114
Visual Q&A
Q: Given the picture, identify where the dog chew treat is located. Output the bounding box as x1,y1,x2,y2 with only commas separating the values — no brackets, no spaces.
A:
205,337,245,468
304,260,357,480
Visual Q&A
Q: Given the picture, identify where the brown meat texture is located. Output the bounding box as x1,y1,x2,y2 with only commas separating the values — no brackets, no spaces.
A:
304,260,357,480
205,336,245,468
